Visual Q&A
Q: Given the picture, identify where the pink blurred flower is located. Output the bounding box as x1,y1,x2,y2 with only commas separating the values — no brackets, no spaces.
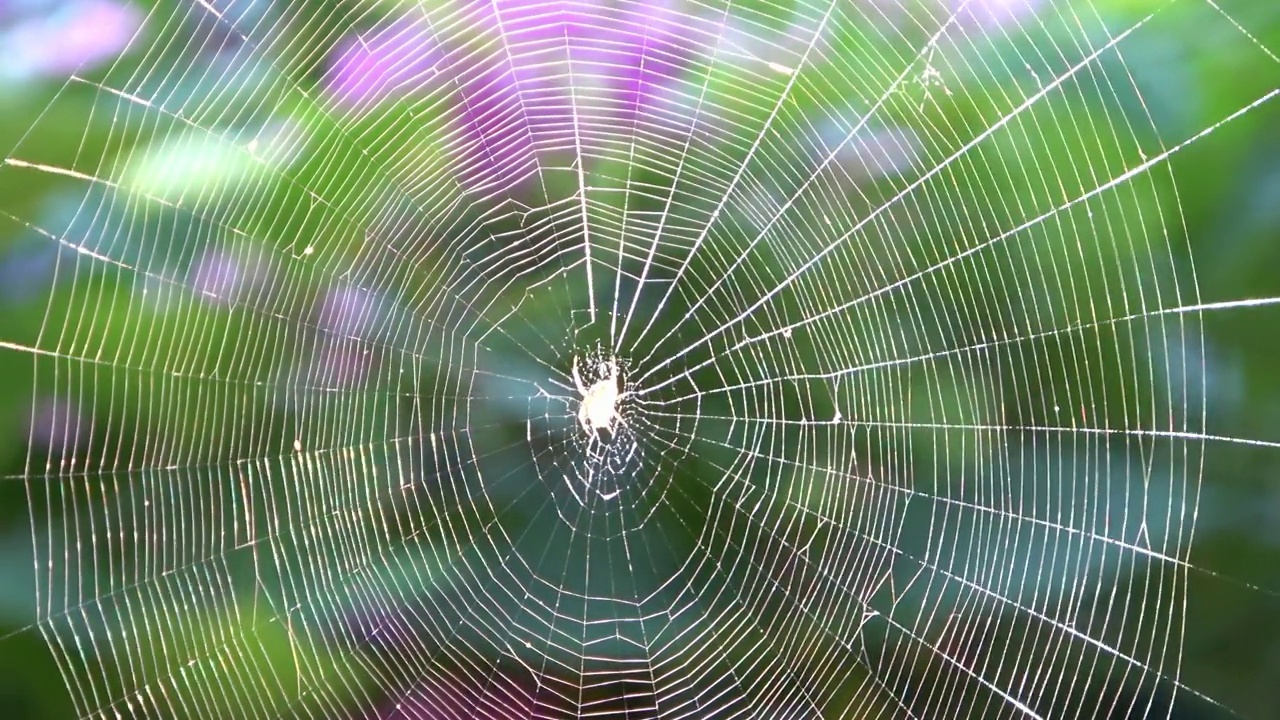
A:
27,396,86,454
308,283,386,387
949,0,1042,32
446,0,705,188
317,283,384,340
448,62,536,191
188,244,272,307
1,0,142,81
323,12,442,111
322,1,721,190
488,0,715,111
189,247,245,305
0,234,56,305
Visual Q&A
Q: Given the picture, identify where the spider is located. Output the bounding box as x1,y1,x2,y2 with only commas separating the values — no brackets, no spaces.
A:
572,356,626,438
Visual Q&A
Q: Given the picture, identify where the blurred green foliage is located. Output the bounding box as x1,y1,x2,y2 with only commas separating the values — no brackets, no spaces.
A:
0,0,1278,717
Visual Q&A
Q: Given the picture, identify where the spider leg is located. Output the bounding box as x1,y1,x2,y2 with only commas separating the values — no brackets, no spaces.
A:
572,356,586,395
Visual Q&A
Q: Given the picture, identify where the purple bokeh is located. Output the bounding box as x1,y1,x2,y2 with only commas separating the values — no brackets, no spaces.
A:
317,283,383,340
1,0,142,81
323,1,720,191
188,247,246,306
310,283,386,388
324,12,442,112
950,0,1042,32
0,235,56,305
188,244,274,308
485,0,711,108
26,396,85,454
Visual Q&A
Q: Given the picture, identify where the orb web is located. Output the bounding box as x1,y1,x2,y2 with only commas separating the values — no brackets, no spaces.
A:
1,0,1276,718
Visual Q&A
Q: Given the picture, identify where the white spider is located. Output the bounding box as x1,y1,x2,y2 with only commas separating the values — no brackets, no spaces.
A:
572,356,625,438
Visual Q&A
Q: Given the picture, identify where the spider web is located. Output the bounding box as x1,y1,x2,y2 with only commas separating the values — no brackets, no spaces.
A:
1,0,1276,717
